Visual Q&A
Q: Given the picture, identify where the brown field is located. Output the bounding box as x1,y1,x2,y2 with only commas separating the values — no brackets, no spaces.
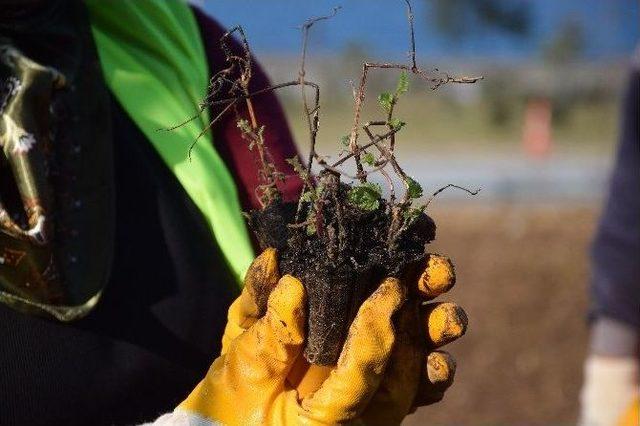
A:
404,201,599,425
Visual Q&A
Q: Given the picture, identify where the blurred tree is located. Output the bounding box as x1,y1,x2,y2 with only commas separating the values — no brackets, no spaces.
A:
429,0,530,39
542,19,586,125
542,19,585,64
425,0,531,134
483,78,513,126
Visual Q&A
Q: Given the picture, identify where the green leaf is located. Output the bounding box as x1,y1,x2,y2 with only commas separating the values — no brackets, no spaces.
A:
305,212,317,236
389,118,406,130
286,156,305,175
285,156,302,169
377,92,394,113
306,222,317,236
362,152,375,166
236,119,251,133
396,71,409,95
340,135,350,147
348,182,382,211
405,176,423,199
300,190,315,203
402,205,425,223
299,182,324,203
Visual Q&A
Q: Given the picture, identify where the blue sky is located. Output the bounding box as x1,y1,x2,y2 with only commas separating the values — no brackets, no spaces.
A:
203,0,638,61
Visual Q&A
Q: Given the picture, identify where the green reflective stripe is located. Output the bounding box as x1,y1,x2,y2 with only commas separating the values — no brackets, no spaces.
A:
85,0,254,284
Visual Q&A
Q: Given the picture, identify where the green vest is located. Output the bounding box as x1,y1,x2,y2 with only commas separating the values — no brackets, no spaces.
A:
85,0,255,284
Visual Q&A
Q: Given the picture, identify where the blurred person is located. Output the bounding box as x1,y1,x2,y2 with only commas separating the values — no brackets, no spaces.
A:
579,46,640,426
0,1,467,425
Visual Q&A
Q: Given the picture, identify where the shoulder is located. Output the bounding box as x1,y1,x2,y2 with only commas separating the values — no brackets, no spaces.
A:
190,4,227,42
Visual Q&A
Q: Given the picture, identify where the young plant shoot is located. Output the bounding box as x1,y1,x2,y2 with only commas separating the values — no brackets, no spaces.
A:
195,1,481,365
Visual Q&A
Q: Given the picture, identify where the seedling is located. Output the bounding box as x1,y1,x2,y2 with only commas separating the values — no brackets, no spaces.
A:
194,1,481,365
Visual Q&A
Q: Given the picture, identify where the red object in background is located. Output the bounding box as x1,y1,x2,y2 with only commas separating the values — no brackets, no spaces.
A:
522,98,553,159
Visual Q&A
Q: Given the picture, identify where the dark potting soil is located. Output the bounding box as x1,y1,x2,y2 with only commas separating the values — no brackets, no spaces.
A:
248,181,436,365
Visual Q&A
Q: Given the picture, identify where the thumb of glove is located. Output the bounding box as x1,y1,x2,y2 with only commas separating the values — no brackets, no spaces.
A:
178,275,306,424
232,274,307,377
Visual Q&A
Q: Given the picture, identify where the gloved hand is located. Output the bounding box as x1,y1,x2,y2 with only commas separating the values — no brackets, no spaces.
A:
176,248,467,425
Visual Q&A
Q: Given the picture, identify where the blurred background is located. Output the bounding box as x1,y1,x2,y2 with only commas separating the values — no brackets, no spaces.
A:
204,1,638,423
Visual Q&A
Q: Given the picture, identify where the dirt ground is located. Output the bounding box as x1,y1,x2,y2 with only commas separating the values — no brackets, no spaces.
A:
404,201,599,425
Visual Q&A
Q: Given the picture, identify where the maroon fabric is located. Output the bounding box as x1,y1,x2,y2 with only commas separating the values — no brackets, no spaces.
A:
192,7,304,211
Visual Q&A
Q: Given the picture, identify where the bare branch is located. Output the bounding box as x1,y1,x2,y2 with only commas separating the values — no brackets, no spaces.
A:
158,105,206,132
424,184,482,209
206,80,320,108
294,6,341,221
188,100,237,160
403,0,417,71
170,0,484,254
298,7,342,80
331,125,403,168
346,61,480,181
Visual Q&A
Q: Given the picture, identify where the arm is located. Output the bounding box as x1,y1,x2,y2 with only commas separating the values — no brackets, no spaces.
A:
589,67,640,342
580,63,640,426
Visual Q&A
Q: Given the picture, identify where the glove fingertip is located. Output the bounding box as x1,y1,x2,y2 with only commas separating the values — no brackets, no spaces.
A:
426,350,456,386
418,254,456,299
245,248,281,316
423,302,468,347
371,277,407,313
266,275,307,343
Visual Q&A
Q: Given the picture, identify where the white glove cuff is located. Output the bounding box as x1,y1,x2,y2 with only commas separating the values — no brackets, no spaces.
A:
579,355,639,426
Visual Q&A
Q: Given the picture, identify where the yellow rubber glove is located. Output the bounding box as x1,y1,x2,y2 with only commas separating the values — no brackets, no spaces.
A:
619,396,639,426
177,248,466,425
